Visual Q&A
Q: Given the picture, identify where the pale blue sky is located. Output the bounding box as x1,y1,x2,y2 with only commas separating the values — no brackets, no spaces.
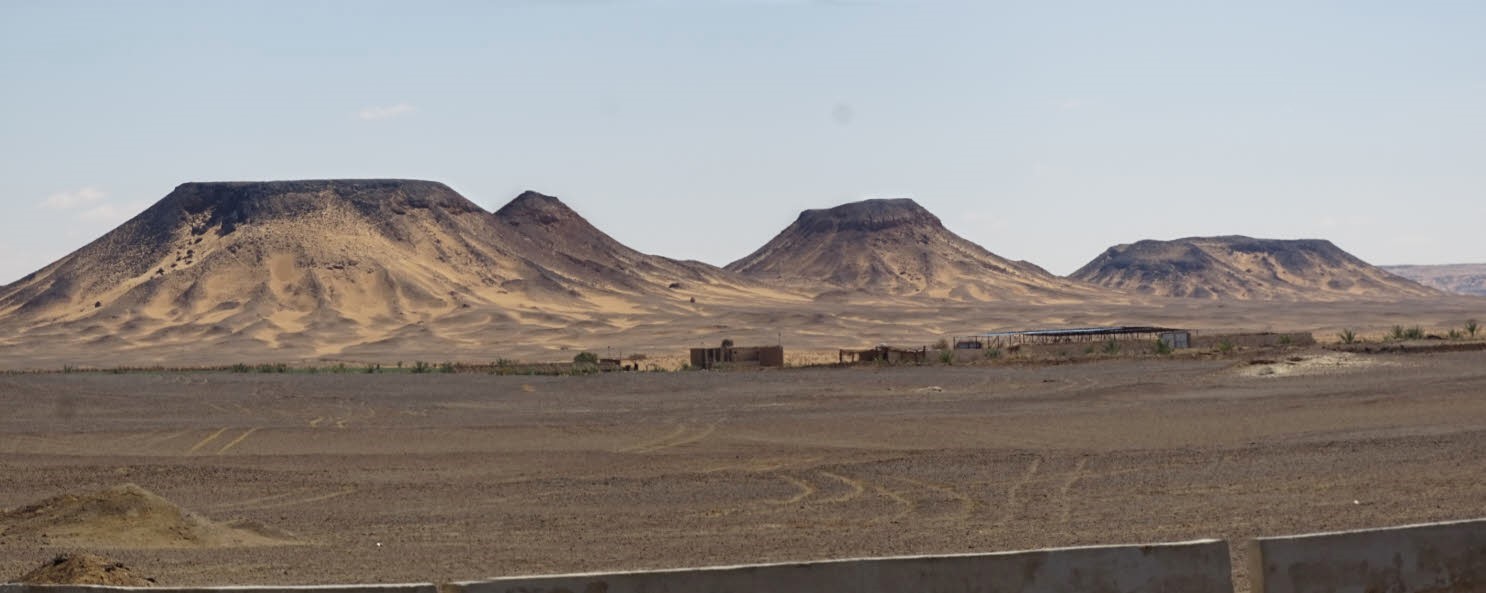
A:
2,1,1483,284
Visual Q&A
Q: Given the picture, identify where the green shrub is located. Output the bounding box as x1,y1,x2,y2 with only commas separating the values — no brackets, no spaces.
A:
573,351,599,365
411,361,431,374
230,363,252,373
1155,339,1172,355
938,349,954,365
983,347,1001,359
439,362,456,373
1218,339,1235,354
1448,328,1463,340
1338,329,1357,344
1278,334,1293,346
1101,339,1120,355
1467,319,1479,338
1390,325,1425,341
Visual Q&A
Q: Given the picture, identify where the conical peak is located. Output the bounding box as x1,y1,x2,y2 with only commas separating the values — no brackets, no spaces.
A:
795,198,941,234
494,190,581,226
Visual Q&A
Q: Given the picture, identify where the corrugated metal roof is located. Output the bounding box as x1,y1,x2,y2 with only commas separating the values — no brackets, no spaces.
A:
973,326,1185,338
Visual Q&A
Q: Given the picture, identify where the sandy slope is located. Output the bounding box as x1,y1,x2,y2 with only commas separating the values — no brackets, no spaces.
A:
494,190,804,305
1071,236,1438,300
0,181,800,365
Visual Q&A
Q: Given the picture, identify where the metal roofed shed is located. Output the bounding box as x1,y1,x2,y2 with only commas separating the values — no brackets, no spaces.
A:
955,326,1191,349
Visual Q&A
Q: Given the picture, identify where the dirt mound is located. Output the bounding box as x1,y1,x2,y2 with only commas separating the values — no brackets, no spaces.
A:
1383,263,1486,296
726,198,1096,301
0,483,288,549
1070,236,1438,300
14,553,157,586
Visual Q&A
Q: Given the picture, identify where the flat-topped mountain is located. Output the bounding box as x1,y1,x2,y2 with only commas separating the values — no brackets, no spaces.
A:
1382,264,1486,297
0,180,548,355
0,180,785,363
1070,236,1438,300
726,198,1093,301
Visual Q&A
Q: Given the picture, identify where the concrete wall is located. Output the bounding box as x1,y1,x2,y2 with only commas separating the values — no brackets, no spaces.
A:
0,585,438,593
689,346,784,369
1248,518,1486,593
453,540,1234,593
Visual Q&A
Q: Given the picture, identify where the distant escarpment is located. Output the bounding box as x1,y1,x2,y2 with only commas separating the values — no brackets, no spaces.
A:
1382,264,1486,297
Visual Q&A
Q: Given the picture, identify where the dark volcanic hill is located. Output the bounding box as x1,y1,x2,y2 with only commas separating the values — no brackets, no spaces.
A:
1382,264,1486,297
1070,236,1439,300
0,180,783,364
726,198,1093,301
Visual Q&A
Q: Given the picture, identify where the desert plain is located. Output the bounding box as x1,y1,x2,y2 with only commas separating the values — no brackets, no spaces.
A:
3,181,1485,591
3,333,1485,592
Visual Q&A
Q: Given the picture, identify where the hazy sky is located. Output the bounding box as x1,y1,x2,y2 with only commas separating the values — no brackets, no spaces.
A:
2,1,1483,285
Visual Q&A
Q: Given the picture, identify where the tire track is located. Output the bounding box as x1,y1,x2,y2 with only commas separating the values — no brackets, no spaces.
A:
619,422,717,454
231,487,359,511
892,475,977,520
216,427,260,455
997,456,1042,526
766,474,815,505
868,485,914,524
1059,457,1091,524
145,429,193,449
207,491,298,511
185,427,230,455
816,471,866,504
617,424,688,453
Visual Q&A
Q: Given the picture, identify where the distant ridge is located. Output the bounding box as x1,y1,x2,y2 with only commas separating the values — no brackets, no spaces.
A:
1070,236,1438,300
1382,264,1486,297
726,198,1094,301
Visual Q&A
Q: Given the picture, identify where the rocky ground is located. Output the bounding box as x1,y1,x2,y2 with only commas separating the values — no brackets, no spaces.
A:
2,347,1484,591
